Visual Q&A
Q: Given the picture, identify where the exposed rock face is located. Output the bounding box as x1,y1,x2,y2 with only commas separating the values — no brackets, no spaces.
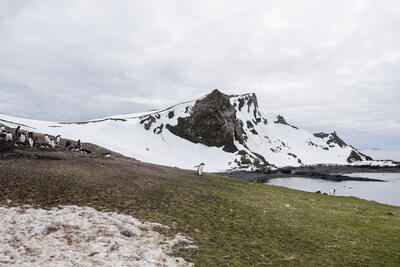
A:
313,132,330,139
314,132,372,162
166,89,246,152
134,89,373,169
140,116,156,131
328,132,347,148
347,150,373,162
314,131,347,148
164,89,369,169
274,115,299,129
347,150,363,163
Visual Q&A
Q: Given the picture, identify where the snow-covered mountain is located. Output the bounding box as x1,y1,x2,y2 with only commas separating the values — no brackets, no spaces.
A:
0,89,371,171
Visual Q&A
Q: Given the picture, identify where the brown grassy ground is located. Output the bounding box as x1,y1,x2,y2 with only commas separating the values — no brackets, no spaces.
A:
1,134,400,266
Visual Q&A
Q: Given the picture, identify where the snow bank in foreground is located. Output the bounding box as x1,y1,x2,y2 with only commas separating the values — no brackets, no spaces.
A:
0,205,194,267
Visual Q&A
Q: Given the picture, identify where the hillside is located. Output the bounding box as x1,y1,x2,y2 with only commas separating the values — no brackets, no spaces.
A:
0,139,399,266
0,89,372,172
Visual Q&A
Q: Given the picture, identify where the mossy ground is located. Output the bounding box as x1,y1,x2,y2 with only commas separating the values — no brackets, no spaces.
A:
0,150,399,266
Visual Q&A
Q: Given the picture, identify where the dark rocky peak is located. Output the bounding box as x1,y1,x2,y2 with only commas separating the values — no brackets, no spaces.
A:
166,89,248,153
275,115,288,125
206,89,259,112
314,131,347,148
200,89,233,111
328,131,347,148
232,93,259,113
313,132,330,139
274,115,299,129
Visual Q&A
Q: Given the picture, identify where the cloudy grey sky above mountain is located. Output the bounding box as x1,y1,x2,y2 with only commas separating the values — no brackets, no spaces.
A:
0,0,399,149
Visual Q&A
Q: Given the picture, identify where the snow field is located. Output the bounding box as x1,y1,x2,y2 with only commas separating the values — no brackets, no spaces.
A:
0,205,194,267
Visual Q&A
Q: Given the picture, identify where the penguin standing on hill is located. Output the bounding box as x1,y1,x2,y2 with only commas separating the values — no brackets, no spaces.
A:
43,134,55,148
26,132,34,147
17,132,26,144
5,132,12,142
77,139,82,150
0,126,5,138
15,126,21,137
55,135,61,145
73,139,82,151
44,134,50,144
329,189,336,196
28,136,34,147
194,163,205,176
49,139,55,148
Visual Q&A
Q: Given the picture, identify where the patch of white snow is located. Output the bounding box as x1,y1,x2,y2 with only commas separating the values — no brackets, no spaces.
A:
0,205,194,267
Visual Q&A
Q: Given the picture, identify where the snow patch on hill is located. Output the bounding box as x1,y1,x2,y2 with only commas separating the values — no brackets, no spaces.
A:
0,205,193,267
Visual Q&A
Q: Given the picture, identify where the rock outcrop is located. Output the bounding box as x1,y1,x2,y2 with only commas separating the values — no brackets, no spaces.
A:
166,89,247,152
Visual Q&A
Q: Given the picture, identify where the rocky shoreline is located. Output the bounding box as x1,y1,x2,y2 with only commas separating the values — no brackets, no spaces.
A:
216,165,400,183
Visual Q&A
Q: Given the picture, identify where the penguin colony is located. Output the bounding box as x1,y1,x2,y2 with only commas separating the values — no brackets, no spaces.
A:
0,124,91,154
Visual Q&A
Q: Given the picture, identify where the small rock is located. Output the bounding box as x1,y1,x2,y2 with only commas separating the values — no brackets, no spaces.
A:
120,229,135,238
88,251,99,257
45,226,59,235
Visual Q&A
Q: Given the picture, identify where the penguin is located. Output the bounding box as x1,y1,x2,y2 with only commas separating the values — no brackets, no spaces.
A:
15,126,21,137
28,137,34,147
25,132,34,147
5,132,12,142
44,134,55,148
194,163,205,176
0,126,5,133
55,135,61,145
76,139,82,150
49,139,55,148
329,189,336,196
44,134,50,144
39,143,48,149
81,147,91,154
18,133,26,144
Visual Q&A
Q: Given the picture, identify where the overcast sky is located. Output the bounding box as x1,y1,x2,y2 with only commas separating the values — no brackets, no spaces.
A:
0,0,399,149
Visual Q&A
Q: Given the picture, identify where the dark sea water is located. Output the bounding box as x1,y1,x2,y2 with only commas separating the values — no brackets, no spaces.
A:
266,173,400,206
